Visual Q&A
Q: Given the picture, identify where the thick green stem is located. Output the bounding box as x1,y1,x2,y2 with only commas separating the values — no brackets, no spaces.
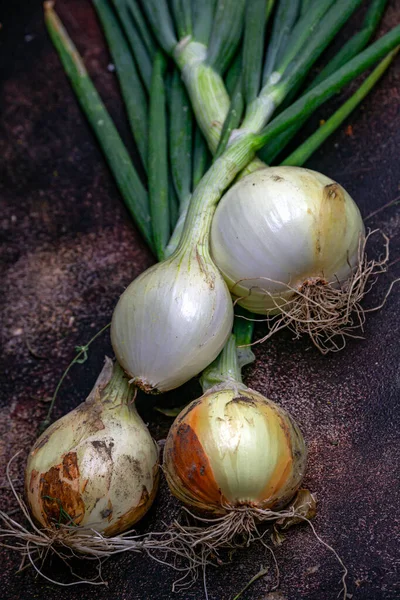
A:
148,52,170,260
257,24,400,150
44,2,154,251
175,40,229,153
94,0,148,169
200,335,242,391
176,133,256,252
282,49,398,167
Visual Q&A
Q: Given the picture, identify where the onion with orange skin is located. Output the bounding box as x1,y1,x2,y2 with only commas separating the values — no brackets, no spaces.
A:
164,381,306,517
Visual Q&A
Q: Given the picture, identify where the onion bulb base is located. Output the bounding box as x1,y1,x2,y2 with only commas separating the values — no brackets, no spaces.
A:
0,452,201,588
242,229,392,354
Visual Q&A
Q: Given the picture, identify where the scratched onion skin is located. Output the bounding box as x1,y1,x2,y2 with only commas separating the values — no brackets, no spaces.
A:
25,359,159,535
163,382,306,516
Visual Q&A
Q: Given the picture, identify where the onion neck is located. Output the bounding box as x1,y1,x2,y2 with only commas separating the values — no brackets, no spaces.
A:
200,335,242,391
174,39,229,154
103,361,136,408
201,313,255,392
175,133,257,254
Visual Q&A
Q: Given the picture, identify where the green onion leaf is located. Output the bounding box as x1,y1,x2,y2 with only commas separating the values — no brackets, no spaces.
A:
44,2,153,250
192,127,210,190
312,0,389,86
275,0,336,77
125,0,156,58
206,0,246,74
171,0,193,39
148,52,170,260
192,0,216,45
215,76,244,159
112,0,153,92
281,48,398,167
262,0,300,85
242,0,267,104
140,0,177,54
94,0,148,169
169,70,193,208
257,24,400,150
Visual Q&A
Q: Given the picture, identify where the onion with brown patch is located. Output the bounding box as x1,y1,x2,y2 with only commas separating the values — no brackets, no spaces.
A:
163,336,311,555
164,382,306,516
25,358,159,535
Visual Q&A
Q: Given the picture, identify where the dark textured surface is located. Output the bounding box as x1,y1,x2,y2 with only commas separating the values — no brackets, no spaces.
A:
1,1,399,599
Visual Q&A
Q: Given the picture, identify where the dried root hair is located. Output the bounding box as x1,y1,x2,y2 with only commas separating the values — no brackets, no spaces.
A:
234,230,398,353
169,491,348,600
0,453,206,590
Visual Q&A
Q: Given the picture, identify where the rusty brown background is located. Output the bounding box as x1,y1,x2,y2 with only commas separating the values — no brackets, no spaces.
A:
1,1,399,599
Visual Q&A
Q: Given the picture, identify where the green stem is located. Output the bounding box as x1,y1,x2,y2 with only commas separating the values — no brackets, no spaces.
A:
312,0,389,87
257,24,400,150
94,0,148,169
206,0,247,74
275,0,336,76
125,0,157,58
192,0,216,46
243,0,363,133
112,0,153,92
200,334,242,391
140,0,177,54
262,0,300,84
177,133,257,252
148,52,170,260
192,127,210,190
282,48,398,167
169,70,193,207
44,3,154,251
214,75,244,159
242,0,266,104
260,0,389,164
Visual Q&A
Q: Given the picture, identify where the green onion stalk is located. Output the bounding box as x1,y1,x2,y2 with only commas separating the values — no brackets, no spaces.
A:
155,0,394,251
45,1,400,384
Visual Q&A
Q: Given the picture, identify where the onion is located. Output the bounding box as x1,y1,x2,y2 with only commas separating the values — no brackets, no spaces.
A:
211,166,371,351
164,381,306,514
161,337,348,595
111,247,233,393
25,358,159,535
163,376,307,548
110,136,256,395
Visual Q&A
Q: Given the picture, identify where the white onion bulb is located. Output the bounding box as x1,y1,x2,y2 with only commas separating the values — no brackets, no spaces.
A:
211,166,365,313
25,359,159,535
111,249,233,393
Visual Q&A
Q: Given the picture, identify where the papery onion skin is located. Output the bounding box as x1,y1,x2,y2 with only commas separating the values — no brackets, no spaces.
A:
25,359,159,535
211,166,365,313
163,382,306,515
111,249,234,393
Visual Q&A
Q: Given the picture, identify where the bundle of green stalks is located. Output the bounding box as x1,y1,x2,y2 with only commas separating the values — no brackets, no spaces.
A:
1,0,399,597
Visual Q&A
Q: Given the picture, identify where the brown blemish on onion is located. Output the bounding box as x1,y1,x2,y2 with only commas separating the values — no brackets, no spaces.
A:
103,465,160,536
38,452,85,526
100,498,113,521
165,419,223,511
226,395,257,407
28,469,39,495
195,248,216,290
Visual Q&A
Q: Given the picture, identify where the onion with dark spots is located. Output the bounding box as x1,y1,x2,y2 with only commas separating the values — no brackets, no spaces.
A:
25,358,159,534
